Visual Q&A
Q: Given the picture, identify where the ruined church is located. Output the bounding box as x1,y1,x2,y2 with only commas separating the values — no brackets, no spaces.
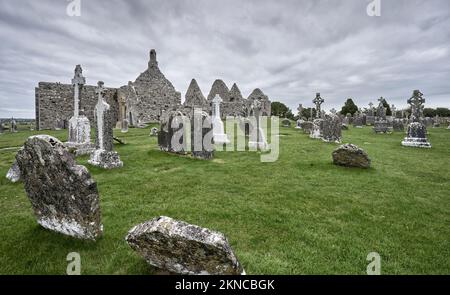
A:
35,49,271,130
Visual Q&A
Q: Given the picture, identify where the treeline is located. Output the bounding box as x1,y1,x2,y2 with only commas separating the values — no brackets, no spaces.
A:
271,100,450,119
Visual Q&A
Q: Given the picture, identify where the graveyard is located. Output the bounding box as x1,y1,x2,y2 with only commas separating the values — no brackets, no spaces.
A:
1,123,449,274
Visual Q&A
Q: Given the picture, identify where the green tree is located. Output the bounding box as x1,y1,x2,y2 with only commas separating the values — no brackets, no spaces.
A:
381,98,392,116
271,102,294,119
340,98,358,115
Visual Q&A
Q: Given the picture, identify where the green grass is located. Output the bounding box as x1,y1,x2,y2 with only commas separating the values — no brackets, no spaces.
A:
0,124,449,274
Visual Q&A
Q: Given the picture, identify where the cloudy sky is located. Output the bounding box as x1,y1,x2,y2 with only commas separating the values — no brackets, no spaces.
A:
0,0,449,118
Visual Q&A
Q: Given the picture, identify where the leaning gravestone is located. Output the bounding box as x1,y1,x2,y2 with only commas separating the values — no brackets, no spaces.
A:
89,81,123,169
191,109,214,160
332,144,371,168
402,90,431,148
16,135,102,240
125,216,245,275
6,160,21,182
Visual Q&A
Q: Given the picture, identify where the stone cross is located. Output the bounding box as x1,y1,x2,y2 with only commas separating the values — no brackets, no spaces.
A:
368,102,374,109
95,81,110,150
407,90,425,122
313,93,324,118
71,65,86,118
212,95,223,119
330,108,337,115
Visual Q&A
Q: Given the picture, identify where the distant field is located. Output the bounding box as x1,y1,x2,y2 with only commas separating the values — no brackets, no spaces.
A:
0,124,449,274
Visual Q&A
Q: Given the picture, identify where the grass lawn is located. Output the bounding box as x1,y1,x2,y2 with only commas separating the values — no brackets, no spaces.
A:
0,124,449,274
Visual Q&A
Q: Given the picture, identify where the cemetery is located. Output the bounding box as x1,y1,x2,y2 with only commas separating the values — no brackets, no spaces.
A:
0,1,449,280
1,102,449,274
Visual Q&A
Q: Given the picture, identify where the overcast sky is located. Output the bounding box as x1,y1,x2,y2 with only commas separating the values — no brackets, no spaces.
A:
0,0,449,118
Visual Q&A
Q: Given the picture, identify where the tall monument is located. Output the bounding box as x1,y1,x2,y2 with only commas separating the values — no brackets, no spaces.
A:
66,65,93,155
401,90,431,148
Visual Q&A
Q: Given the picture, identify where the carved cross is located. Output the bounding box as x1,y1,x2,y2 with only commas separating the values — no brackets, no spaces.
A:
407,90,425,121
71,65,86,118
312,93,324,118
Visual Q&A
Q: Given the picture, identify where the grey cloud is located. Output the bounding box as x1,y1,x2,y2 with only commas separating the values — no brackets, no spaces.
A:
0,0,449,118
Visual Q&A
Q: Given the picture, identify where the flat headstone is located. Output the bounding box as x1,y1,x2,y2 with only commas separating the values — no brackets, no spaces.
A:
126,216,245,275
16,135,102,240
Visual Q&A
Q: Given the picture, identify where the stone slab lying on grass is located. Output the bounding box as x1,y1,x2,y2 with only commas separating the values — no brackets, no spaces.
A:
125,216,245,275
16,135,103,240
332,143,371,168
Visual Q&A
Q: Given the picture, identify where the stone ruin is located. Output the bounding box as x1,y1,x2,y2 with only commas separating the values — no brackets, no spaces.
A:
322,114,342,143
332,144,371,168
88,81,123,169
158,110,188,154
125,216,245,275
183,79,208,111
402,90,431,148
191,109,214,160
65,65,93,155
373,97,392,133
15,135,102,240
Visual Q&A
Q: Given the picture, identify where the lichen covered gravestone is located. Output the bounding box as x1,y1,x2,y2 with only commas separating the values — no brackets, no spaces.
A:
16,135,102,240
332,144,371,168
322,114,342,143
125,216,245,275
191,109,214,160
310,118,324,139
88,81,123,168
158,110,188,154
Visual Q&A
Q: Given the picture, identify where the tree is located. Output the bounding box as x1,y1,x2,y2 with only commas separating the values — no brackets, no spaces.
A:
340,98,358,116
381,98,392,116
271,102,294,119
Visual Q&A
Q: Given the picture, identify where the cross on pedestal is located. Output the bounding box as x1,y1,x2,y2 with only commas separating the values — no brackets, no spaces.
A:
312,93,324,118
407,90,425,122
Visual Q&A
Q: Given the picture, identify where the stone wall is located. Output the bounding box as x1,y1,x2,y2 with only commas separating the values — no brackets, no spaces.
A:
35,82,118,130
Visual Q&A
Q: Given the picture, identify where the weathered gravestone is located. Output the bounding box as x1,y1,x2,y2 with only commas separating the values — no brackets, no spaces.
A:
402,90,431,148
65,65,93,156
191,109,214,160
373,97,392,133
332,144,371,168
322,114,342,143
282,119,291,127
89,81,123,169
6,160,21,182
300,121,314,134
310,118,324,139
248,99,269,150
125,216,245,275
16,135,102,240
158,110,188,154
353,111,363,128
0,120,4,134
392,119,404,132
